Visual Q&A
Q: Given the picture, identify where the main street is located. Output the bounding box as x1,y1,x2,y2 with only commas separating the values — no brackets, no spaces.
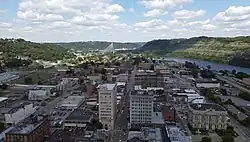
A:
109,66,135,142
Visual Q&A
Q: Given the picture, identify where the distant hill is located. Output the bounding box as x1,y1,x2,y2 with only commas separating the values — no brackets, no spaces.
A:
0,38,75,61
56,41,144,51
139,36,250,68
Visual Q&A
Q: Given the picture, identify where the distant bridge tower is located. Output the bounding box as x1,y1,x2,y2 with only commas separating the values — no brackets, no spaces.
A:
103,43,114,53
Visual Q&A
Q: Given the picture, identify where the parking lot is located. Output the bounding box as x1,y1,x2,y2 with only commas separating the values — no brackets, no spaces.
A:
50,108,73,127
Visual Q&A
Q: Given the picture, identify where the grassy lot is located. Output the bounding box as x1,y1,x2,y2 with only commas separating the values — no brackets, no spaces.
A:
15,69,55,84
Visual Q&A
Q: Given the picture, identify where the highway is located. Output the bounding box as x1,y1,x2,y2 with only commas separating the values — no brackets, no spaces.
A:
228,115,250,142
215,75,250,94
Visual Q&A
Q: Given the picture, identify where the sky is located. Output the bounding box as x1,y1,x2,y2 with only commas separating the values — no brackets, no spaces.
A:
0,0,250,42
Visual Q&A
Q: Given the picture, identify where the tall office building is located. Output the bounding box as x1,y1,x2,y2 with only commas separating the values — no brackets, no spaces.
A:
98,84,117,130
130,90,154,128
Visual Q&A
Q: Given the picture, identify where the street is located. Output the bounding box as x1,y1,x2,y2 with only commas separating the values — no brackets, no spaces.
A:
108,67,135,142
228,115,250,142
215,75,250,94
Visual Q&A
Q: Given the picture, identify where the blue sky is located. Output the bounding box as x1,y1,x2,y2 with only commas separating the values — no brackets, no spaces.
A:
0,0,250,42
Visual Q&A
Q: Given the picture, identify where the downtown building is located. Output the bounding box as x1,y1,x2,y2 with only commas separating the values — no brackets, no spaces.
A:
134,69,171,88
98,83,117,130
188,103,229,130
5,115,50,142
130,90,154,128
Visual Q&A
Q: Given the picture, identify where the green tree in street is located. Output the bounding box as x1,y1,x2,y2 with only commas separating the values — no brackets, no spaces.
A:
238,92,250,101
201,137,212,142
24,77,33,84
0,83,8,90
222,134,234,142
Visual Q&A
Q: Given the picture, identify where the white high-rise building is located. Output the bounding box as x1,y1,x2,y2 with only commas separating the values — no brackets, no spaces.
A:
130,90,153,128
98,83,117,130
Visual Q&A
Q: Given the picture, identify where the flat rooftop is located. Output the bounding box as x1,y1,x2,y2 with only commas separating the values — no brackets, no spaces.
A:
165,124,191,142
151,112,165,124
61,96,85,106
0,97,8,102
0,72,19,82
7,102,32,114
116,82,126,86
190,103,226,111
98,83,116,91
65,109,92,122
7,115,48,134
136,70,156,76
131,90,154,96
195,78,219,83
128,127,162,142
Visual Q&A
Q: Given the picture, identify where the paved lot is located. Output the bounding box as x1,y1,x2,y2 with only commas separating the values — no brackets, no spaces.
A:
216,75,250,94
218,95,250,107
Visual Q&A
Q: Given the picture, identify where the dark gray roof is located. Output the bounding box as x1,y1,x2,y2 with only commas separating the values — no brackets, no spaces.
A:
128,137,147,142
131,90,154,96
74,139,103,142
195,79,219,83
7,102,32,114
65,109,92,122
190,103,226,111
161,127,171,142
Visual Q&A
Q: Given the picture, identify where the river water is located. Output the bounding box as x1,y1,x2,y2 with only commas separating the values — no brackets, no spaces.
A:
165,57,250,74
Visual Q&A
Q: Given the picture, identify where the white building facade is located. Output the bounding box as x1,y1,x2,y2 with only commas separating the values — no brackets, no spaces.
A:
98,84,117,130
4,103,36,126
130,90,153,128
56,78,79,94
188,103,229,130
195,79,220,88
28,90,49,101
116,73,129,82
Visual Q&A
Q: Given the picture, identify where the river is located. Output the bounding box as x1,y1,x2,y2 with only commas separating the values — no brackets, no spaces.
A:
165,57,250,74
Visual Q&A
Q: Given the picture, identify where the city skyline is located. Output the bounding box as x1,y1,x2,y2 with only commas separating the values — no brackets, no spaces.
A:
0,0,250,42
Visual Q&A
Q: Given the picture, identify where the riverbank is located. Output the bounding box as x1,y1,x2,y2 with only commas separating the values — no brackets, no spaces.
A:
164,57,250,74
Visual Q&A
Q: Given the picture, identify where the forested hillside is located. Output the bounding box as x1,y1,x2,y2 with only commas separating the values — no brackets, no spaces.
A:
57,41,144,51
0,38,75,61
139,36,250,68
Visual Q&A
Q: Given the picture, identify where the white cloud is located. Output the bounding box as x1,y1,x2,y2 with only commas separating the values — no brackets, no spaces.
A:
0,22,12,28
168,19,183,25
144,9,168,17
212,6,250,35
18,12,64,21
106,4,125,13
201,24,216,30
231,20,250,29
0,9,7,13
17,0,124,25
70,16,106,26
134,19,168,32
2,1,250,42
140,0,192,10
174,9,206,19
223,27,239,32
225,6,250,16
172,28,188,32
129,8,135,12
214,6,250,22
186,20,210,26
134,19,163,28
